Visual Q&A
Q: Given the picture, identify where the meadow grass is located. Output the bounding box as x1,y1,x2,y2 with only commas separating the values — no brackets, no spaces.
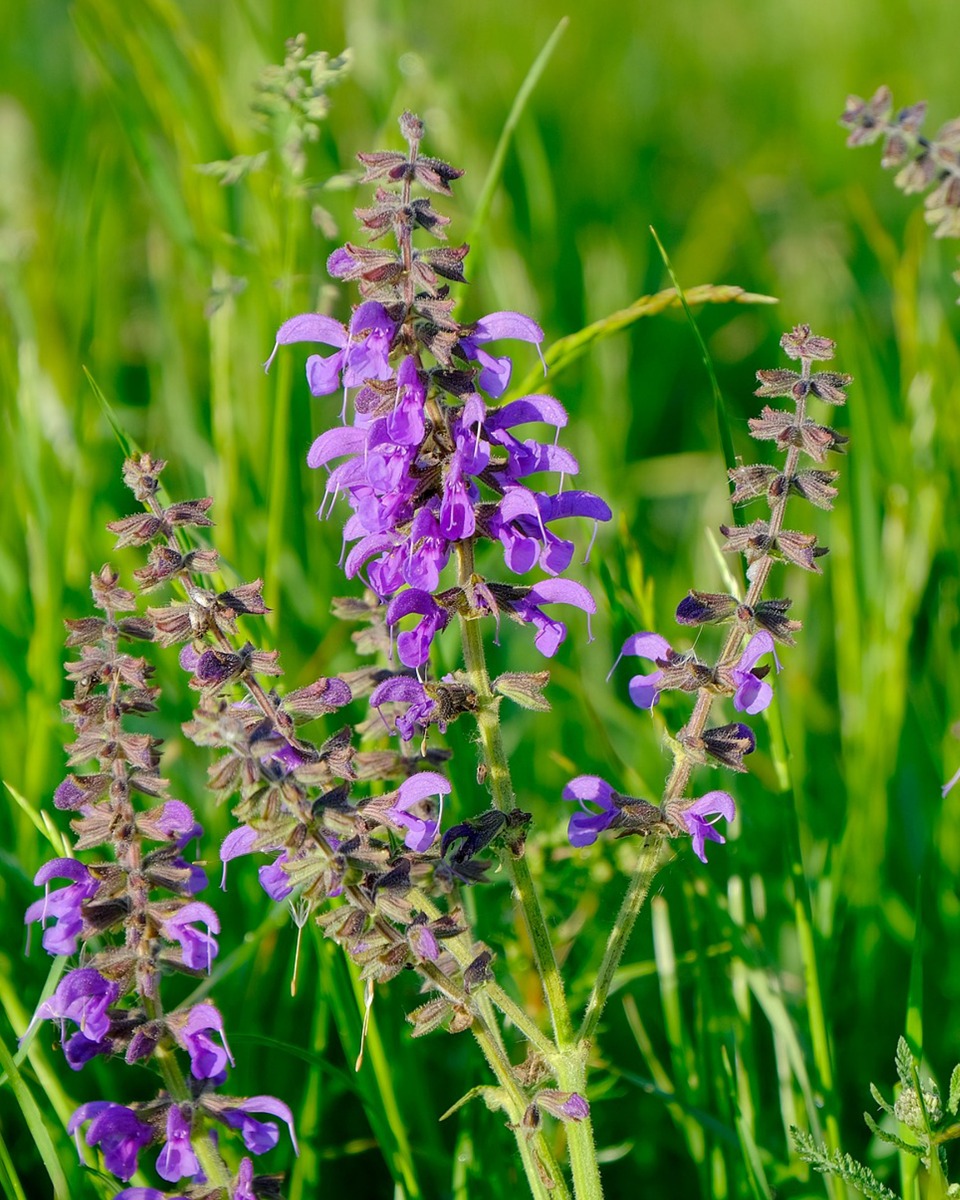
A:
2,1,960,1197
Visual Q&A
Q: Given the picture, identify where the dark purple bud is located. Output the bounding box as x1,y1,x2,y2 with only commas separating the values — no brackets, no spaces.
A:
675,591,739,626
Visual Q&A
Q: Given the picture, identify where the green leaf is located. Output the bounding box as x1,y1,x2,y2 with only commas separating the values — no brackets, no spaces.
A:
792,1128,901,1200
863,1111,923,1155
493,671,552,712
440,1085,507,1121
947,1064,960,1115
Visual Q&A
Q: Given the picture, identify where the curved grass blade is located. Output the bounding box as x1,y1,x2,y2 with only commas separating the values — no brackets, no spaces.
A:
0,1031,69,1200
649,226,743,526
466,17,569,258
0,1123,29,1200
508,283,777,400
82,366,139,460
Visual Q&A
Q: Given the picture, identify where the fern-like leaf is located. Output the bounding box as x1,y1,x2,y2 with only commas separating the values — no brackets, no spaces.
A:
792,1128,901,1200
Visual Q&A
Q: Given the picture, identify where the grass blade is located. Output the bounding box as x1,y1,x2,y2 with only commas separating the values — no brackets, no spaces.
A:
0,1031,68,1200
466,17,569,259
649,226,743,525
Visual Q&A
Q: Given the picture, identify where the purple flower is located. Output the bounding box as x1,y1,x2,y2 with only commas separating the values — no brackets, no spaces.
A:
388,772,452,852
114,1190,188,1200
161,902,220,972
155,800,203,847
386,589,452,669
403,506,451,592
388,356,427,445
24,858,99,956
68,1101,153,1181
506,579,597,657
233,1159,257,1200
731,631,781,714
672,792,736,863
258,852,294,902
607,632,673,709
217,1095,299,1157
264,302,397,399
64,1030,111,1070
536,1090,591,1122
169,1003,234,1081
562,776,618,847
944,766,960,799
156,1105,200,1183
32,967,119,1047
370,676,438,742
458,311,546,398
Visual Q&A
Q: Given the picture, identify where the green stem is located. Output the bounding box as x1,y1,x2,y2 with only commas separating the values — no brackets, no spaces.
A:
151,1037,232,1188
455,544,604,1199
471,1021,572,1200
455,545,574,1049
579,835,670,1044
555,1048,605,1200
410,885,557,1060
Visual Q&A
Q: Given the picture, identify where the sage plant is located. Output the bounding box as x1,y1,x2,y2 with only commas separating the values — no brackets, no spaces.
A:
26,109,850,1200
841,85,960,298
21,471,299,1200
262,111,851,1198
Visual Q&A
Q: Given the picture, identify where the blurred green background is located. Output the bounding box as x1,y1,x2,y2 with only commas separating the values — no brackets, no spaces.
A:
2,0,960,1197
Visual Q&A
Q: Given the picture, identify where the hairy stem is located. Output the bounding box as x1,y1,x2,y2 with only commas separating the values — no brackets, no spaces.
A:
470,1021,572,1200
455,544,606,1199
455,544,573,1048
579,835,670,1044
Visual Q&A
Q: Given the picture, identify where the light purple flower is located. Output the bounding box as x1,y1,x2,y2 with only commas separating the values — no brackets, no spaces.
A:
386,589,452,669
114,1189,187,1200
170,1002,234,1081
264,302,396,399
68,1101,153,1181
370,676,438,742
458,311,546,398
403,506,450,593
673,792,736,863
944,766,960,799
32,967,119,1046
234,1158,257,1200
24,858,99,956
155,800,203,847
731,631,781,714
387,356,426,445
156,1104,200,1183
508,578,597,657
220,827,293,901
562,775,618,848
218,1095,299,1157
161,902,220,973
388,772,452,852
607,632,673,709
535,1090,591,1122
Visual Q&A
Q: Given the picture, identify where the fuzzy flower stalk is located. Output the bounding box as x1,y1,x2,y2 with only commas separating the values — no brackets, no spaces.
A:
571,323,850,1052
21,477,298,1199
840,84,960,299
265,110,615,1197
